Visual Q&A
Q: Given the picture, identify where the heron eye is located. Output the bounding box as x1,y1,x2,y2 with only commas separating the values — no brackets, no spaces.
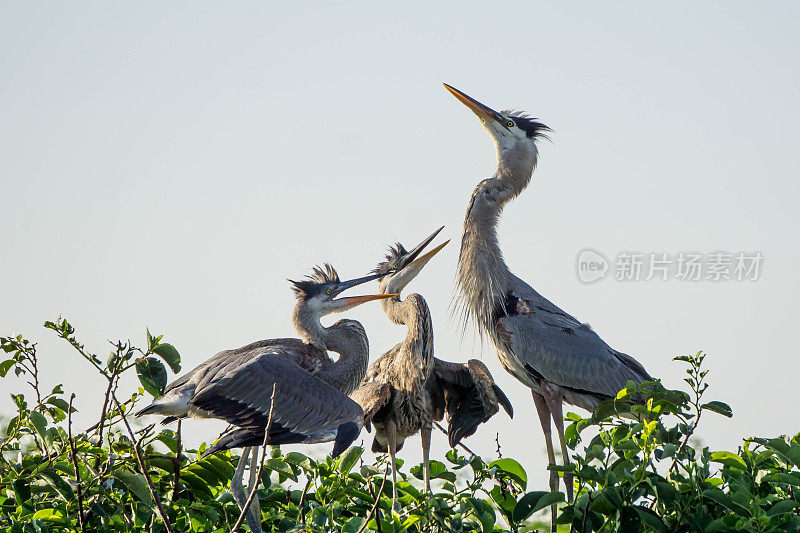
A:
326,289,332,295
507,120,515,127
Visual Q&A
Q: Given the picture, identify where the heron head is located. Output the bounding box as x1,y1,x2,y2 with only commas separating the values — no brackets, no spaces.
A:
289,264,396,316
443,83,550,168
372,226,449,295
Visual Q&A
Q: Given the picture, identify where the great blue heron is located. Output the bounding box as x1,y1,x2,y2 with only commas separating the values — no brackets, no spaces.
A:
351,227,513,508
136,265,395,532
444,84,652,529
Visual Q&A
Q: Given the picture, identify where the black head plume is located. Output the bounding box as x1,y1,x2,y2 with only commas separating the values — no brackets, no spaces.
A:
289,263,340,298
372,243,408,275
502,110,552,140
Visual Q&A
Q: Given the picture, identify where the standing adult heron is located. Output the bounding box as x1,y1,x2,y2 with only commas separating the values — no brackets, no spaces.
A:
137,265,395,532
444,84,652,528
351,228,513,508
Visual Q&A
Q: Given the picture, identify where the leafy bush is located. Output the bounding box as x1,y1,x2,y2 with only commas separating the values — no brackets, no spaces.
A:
1,320,797,532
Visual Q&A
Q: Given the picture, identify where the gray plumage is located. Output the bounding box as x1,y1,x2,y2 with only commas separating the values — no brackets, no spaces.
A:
136,265,392,533
445,84,651,530
350,229,512,502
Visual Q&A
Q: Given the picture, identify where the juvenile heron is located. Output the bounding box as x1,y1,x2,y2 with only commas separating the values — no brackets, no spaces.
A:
137,265,395,532
351,228,513,508
445,84,652,530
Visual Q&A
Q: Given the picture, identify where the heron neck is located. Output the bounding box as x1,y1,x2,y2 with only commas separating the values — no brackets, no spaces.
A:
382,293,434,367
495,145,537,200
292,302,327,350
319,320,370,395
455,164,534,334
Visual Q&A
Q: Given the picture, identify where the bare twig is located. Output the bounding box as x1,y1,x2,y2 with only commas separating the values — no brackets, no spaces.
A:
299,477,312,527
434,421,478,458
67,394,87,533
580,491,592,533
112,394,174,533
358,464,389,533
495,432,502,459
174,419,183,498
232,384,277,533
96,374,118,449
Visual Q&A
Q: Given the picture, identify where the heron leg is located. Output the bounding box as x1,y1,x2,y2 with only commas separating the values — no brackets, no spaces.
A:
230,447,262,533
246,446,262,533
421,423,432,493
532,391,558,533
386,420,400,512
231,447,250,511
544,392,574,503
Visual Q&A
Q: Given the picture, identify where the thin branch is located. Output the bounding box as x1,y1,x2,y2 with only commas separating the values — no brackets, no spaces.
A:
495,432,502,459
434,421,478,458
95,374,118,449
232,384,277,533
580,491,592,533
357,463,389,533
68,394,87,533
112,394,174,533
298,477,312,527
174,419,183,499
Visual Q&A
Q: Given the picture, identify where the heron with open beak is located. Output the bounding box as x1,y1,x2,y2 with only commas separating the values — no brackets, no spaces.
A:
352,227,513,508
138,266,396,532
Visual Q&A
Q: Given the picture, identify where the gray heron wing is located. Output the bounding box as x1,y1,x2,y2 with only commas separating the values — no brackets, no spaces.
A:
349,382,392,432
431,358,513,447
161,338,319,396
189,350,363,436
496,277,651,403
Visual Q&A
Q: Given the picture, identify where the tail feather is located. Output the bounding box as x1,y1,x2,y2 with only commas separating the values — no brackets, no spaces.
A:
331,422,360,458
135,404,159,418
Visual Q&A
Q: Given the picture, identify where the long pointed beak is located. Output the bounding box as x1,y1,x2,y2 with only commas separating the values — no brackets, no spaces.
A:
334,293,398,308
443,83,502,124
328,273,398,312
331,272,385,297
398,226,445,270
383,227,450,295
406,239,450,270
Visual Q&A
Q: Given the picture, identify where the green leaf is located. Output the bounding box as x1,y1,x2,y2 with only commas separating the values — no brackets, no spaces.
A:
619,506,642,533
489,458,527,490
489,486,517,514
767,499,798,516
31,509,65,523
701,401,732,418
115,469,154,504
29,410,48,440
342,517,366,533
39,471,74,501
13,479,31,505
634,505,667,532
709,451,747,470
152,343,181,373
0,359,15,377
702,488,748,515
45,397,71,414
751,437,800,469
338,446,363,475
513,491,565,521
762,472,800,487
266,458,297,482
136,357,167,397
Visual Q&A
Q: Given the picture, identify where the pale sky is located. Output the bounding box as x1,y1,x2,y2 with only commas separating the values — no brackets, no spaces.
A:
2,2,799,488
